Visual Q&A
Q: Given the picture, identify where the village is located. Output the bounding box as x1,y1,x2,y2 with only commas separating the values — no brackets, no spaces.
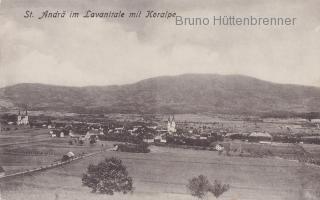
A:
2,109,320,150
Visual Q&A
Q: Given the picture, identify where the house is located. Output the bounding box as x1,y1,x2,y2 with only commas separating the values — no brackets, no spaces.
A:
111,145,119,151
200,136,208,140
147,125,157,130
69,130,76,137
160,137,167,143
142,133,155,143
49,129,67,137
154,134,167,143
48,124,55,129
62,152,75,161
143,138,155,143
66,151,75,157
85,129,103,140
311,119,320,123
114,127,124,133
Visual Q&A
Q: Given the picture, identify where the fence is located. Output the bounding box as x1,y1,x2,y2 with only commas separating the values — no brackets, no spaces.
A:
0,148,109,180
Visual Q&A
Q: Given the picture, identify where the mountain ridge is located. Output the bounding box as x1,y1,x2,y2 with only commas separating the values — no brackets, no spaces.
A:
1,74,320,115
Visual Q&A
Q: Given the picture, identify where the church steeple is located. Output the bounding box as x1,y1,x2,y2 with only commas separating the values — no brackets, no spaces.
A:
167,115,176,134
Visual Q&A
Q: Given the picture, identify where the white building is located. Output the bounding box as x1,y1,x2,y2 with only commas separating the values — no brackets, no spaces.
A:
17,109,29,125
167,115,176,134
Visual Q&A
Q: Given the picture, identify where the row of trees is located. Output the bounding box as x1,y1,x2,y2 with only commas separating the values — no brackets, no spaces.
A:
116,143,150,153
166,135,223,147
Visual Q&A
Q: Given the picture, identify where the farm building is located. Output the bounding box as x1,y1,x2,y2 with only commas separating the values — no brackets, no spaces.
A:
49,129,66,137
85,129,103,139
62,152,75,161
143,138,155,143
154,135,167,143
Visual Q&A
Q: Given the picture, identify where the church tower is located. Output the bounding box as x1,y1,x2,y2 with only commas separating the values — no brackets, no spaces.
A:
167,115,176,134
171,115,176,130
24,108,29,125
17,110,22,125
17,108,29,125
167,116,172,131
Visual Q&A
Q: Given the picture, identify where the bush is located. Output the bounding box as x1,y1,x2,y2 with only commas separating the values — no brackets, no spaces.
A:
82,157,133,195
187,175,229,199
61,155,72,162
209,180,230,198
90,138,96,144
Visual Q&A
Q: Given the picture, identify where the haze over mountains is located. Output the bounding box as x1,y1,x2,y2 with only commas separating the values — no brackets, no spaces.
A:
1,74,320,115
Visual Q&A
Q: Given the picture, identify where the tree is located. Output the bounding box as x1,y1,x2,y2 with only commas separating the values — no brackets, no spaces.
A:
187,175,211,199
89,137,96,144
187,175,230,199
82,157,133,195
209,180,230,198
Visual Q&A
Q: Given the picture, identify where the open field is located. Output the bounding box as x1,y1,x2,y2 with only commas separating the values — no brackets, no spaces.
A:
0,128,113,175
2,144,320,200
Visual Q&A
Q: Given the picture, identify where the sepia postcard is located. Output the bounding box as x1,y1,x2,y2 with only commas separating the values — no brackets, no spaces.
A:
0,0,320,200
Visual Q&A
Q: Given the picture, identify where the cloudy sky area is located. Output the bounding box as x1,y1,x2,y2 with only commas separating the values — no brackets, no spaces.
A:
0,0,319,87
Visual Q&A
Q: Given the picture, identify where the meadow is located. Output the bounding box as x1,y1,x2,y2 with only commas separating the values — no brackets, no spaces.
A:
1,143,320,200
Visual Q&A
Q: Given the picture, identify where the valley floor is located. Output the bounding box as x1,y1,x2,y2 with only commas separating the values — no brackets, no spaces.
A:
1,145,320,200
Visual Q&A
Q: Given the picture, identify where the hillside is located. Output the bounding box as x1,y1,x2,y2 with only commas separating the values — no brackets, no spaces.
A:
1,74,320,114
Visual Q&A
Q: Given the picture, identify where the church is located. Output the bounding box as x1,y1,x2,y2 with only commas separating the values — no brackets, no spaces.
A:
17,109,29,125
167,115,176,134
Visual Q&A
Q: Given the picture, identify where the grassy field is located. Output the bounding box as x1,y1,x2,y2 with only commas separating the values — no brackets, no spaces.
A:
2,144,320,200
0,128,110,174
1,127,320,200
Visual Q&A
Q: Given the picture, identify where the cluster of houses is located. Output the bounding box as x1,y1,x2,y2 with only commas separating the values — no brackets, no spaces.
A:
3,110,320,145
43,115,278,146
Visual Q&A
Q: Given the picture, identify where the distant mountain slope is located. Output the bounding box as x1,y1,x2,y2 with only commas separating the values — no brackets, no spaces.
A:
1,74,320,114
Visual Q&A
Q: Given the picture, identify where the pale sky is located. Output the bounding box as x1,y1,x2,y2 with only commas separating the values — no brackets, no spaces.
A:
0,0,319,87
